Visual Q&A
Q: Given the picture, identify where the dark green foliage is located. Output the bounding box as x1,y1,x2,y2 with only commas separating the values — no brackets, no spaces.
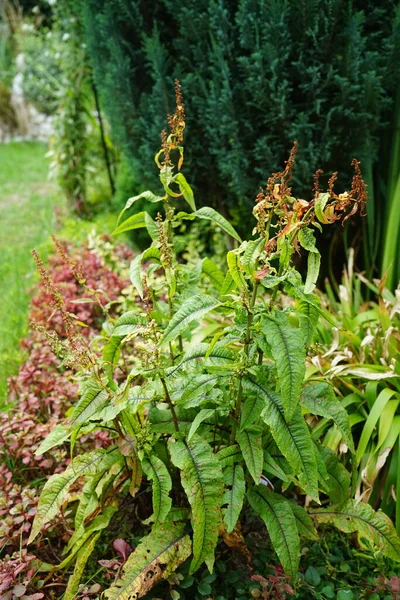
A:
82,0,400,235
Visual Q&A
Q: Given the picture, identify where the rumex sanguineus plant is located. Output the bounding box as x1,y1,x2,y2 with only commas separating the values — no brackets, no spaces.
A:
30,82,400,599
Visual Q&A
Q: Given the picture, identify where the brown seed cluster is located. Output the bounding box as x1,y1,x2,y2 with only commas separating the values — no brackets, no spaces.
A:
160,79,186,168
31,247,93,369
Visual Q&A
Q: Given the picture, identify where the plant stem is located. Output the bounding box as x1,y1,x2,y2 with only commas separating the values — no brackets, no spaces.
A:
230,281,259,443
160,377,180,432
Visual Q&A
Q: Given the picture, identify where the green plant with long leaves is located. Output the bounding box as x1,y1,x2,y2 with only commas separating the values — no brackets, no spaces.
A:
312,251,400,531
30,85,400,599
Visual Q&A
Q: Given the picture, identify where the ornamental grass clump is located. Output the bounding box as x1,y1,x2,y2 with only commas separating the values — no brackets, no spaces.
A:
31,83,399,599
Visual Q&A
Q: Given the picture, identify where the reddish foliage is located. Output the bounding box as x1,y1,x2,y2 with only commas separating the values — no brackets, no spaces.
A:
251,567,295,599
0,239,133,597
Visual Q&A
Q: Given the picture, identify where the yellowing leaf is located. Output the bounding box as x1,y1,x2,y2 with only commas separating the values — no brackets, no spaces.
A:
104,521,191,600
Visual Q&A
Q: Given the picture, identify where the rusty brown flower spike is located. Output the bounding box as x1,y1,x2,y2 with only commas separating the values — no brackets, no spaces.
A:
31,248,92,368
313,169,324,198
51,235,86,284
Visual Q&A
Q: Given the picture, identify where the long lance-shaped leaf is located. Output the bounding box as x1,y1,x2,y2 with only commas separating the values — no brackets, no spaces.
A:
60,505,118,568
262,312,305,419
117,190,164,225
297,299,320,347
178,374,225,407
320,446,350,505
194,206,242,242
310,500,400,562
290,503,318,540
29,448,119,543
69,379,109,427
188,409,216,440
247,487,300,578
236,428,263,484
169,435,224,573
356,388,397,464
167,344,235,378
35,423,70,456
222,464,245,533
103,336,122,379
63,532,102,600
111,312,147,338
227,251,248,289
240,395,264,430
301,382,354,453
104,521,191,600
202,257,225,291
141,453,172,523
174,172,196,211
244,372,319,501
160,294,220,346
112,211,147,236
216,445,242,468
298,228,321,294
304,250,321,294
129,247,161,299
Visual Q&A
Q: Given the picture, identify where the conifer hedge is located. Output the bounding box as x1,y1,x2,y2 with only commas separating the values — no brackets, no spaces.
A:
82,0,400,241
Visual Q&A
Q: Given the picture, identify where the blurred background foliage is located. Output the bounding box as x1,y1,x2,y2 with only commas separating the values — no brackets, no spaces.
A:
80,0,400,286
4,0,400,286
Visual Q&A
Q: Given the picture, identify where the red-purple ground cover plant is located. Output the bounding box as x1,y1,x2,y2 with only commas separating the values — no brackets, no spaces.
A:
0,236,133,599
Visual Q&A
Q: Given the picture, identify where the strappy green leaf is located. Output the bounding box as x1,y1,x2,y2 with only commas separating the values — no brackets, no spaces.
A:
169,435,223,573
247,486,300,578
141,453,172,523
244,371,319,501
236,427,263,484
160,294,219,346
262,312,305,419
194,206,242,242
222,464,245,533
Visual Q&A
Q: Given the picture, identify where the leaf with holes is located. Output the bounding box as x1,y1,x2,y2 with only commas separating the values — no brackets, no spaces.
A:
103,521,191,600
222,464,245,533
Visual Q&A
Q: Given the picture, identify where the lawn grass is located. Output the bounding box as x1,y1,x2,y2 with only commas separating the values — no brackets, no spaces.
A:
0,141,66,403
